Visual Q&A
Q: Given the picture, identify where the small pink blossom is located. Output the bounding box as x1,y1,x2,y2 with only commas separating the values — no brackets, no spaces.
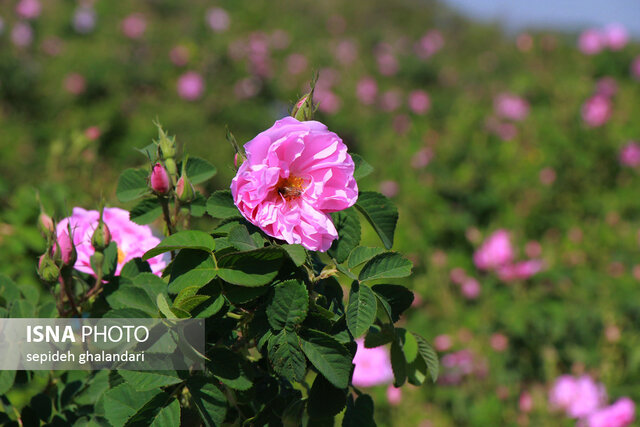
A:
578,29,604,55
376,51,399,76
57,207,166,276
603,24,629,51
497,260,544,282
519,391,533,413
549,375,607,419
449,268,467,285
15,0,41,20
234,77,261,99
206,8,230,32
494,93,529,121
460,278,480,299
231,117,358,251
286,53,308,75
473,229,514,271
525,241,542,258
619,142,640,167
11,21,33,47
270,29,289,50
516,33,533,52
121,13,146,40
386,385,402,405
335,39,358,65
411,147,433,169
169,45,190,67
177,72,204,101
63,73,86,95
585,397,635,427
379,90,402,112
433,334,452,352
582,95,612,127
379,180,399,198
85,126,101,141
356,77,378,105
352,339,394,387
392,114,411,135
415,30,444,59
314,89,341,114
596,77,618,98
539,167,556,185
408,90,431,115
490,333,508,352
42,37,63,56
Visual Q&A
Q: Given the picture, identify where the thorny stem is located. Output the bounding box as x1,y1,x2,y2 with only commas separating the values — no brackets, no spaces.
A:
60,268,80,316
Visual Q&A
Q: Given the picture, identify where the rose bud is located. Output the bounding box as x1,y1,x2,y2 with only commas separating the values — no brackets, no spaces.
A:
38,253,60,284
91,216,111,252
150,163,171,195
54,230,77,267
38,212,54,236
176,175,195,203
291,93,315,121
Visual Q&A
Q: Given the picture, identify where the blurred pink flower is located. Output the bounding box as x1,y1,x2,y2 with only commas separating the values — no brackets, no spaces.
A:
632,56,640,80
595,77,618,98
169,45,190,66
525,241,542,258
494,93,529,121
379,89,402,112
578,29,604,55
206,8,230,32
460,278,481,299
57,207,166,277
408,90,431,115
433,334,452,352
603,24,629,51
231,117,358,251
539,167,556,185
440,349,484,385
605,325,621,343
386,385,402,406
549,375,607,419
450,267,467,285
582,95,612,127
314,89,341,114
490,333,508,352
42,37,63,56
286,53,308,75
16,0,41,20
247,32,271,78
73,6,96,34
516,33,533,52
411,147,433,169
85,126,101,141
177,72,204,101
234,77,261,99
473,229,514,271
352,339,394,387
376,51,399,76
619,141,640,167
392,114,411,135
335,39,358,65
11,21,33,47
270,29,290,50
356,77,378,105
379,180,399,198
520,391,533,413
415,30,444,59
121,13,146,39
585,398,635,427
63,73,86,95
497,260,544,282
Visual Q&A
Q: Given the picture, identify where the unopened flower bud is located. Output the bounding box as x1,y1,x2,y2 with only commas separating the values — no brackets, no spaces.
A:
55,231,77,267
150,163,171,195
291,93,315,121
176,175,195,202
156,125,177,159
91,218,111,252
38,253,60,284
38,212,54,235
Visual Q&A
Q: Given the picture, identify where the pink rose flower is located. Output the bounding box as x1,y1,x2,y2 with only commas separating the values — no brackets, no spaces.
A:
408,90,431,115
11,22,33,47
497,259,544,282
433,334,452,352
177,72,204,101
16,0,41,20
603,24,629,51
585,397,635,427
121,13,146,40
206,7,230,33
411,147,433,170
596,77,618,98
619,141,640,167
386,385,402,405
578,29,604,55
313,89,341,114
520,391,533,413
490,333,508,352
415,30,444,59
57,207,166,276
549,375,607,418
335,39,358,65
473,229,514,270
63,73,87,95
582,95,612,127
494,93,529,121
460,278,481,299
379,89,402,112
352,339,394,387
169,45,190,67
231,117,358,251
356,77,378,105
234,77,261,99
379,180,399,198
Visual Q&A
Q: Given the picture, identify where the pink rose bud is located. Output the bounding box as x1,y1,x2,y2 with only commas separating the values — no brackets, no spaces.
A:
55,231,77,267
37,253,60,284
38,212,54,235
176,175,195,203
150,163,171,195
292,93,314,121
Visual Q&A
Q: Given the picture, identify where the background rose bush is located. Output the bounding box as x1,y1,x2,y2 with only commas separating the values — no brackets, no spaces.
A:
0,0,639,425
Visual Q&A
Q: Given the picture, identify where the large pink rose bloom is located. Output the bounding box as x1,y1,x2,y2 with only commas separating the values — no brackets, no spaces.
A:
473,229,514,270
549,375,607,418
57,207,166,276
585,397,635,427
352,339,394,387
231,117,358,251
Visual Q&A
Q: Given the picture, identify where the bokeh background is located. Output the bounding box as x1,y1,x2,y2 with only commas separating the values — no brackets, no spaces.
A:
1,0,639,425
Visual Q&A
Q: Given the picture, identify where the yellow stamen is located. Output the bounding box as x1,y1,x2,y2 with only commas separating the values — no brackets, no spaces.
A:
117,248,126,264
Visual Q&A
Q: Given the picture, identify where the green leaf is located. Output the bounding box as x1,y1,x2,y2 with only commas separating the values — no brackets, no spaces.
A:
354,191,398,249
282,244,306,266
347,247,384,270
102,383,158,427
143,231,215,260
390,337,407,387
118,371,182,392
0,274,20,305
268,331,307,383
190,380,227,427
102,241,119,278
358,252,412,282
185,156,217,184
401,329,418,363
120,258,152,278
307,374,347,418
407,353,428,386
149,399,180,427
328,208,361,264
168,249,217,294
300,329,352,389
130,198,162,225
157,293,179,319
133,273,168,302
0,370,16,395
364,325,395,348
217,247,284,287
189,192,207,217
173,287,210,312
116,168,150,202
371,284,414,322
10,299,35,317
412,332,439,382
346,282,377,338
227,224,258,251
206,190,240,219
208,348,253,391
222,283,269,305
342,394,375,427
266,280,309,331
106,285,157,316
351,153,374,180
124,392,176,426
